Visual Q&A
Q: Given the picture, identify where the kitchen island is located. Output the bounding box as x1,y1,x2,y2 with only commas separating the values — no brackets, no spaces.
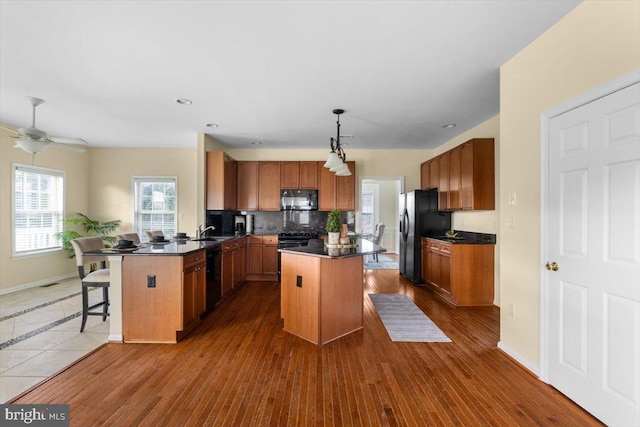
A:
97,239,230,343
279,239,385,345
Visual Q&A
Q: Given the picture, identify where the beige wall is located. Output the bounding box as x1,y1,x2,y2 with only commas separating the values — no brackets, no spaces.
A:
499,1,640,368
0,125,90,292
88,148,199,239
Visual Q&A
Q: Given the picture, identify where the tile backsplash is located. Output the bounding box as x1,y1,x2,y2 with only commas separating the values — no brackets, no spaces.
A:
250,211,355,235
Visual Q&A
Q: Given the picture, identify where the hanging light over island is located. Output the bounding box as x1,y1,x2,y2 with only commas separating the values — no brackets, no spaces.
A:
323,108,351,176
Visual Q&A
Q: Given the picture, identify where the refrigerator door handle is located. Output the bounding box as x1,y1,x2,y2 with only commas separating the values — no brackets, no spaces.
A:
402,210,410,240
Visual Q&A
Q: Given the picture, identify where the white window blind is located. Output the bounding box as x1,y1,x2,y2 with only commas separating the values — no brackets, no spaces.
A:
13,164,64,255
133,177,177,241
361,190,375,237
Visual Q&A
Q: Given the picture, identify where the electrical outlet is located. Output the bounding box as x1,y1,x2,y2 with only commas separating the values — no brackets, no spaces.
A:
296,275,303,288
508,192,517,207
508,303,515,318
147,275,156,288
508,216,516,229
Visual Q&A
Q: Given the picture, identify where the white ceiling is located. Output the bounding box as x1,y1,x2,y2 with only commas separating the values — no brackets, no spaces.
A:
0,1,581,151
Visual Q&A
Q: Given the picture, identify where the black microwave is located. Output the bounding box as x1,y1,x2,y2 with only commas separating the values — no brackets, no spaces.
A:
280,189,318,211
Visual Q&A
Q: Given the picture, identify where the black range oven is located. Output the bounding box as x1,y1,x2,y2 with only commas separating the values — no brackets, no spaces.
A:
277,231,319,278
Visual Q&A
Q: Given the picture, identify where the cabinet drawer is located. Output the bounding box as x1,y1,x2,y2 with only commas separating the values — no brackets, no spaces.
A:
263,236,278,245
183,250,205,268
247,235,263,245
426,239,451,254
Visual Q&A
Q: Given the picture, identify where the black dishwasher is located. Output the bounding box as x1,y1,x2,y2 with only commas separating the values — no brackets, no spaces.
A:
205,246,222,312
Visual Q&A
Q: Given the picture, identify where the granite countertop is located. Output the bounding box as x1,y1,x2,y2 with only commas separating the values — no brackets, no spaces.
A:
278,239,385,259
424,231,496,245
94,235,246,256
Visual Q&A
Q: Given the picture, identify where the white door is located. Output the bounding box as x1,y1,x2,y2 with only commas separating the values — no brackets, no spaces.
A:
546,82,640,426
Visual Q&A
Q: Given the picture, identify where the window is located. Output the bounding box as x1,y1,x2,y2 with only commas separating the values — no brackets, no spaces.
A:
361,190,375,237
133,177,177,241
13,164,65,256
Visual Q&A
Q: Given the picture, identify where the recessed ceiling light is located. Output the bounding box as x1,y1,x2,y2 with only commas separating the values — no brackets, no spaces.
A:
251,141,262,145
443,123,456,129
206,123,219,128
176,98,192,105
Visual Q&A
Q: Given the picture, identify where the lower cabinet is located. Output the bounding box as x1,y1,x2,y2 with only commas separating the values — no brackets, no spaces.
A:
122,249,206,343
422,238,494,306
221,237,246,298
245,235,279,281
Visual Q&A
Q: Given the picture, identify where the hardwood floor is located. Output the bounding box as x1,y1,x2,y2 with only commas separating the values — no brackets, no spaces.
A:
12,269,602,426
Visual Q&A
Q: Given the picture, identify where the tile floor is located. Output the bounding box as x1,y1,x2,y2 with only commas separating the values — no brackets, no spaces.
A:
0,277,109,403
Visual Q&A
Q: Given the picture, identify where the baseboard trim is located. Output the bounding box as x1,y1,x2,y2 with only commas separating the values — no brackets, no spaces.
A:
497,341,540,378
108,334,124,343
0,272,77,296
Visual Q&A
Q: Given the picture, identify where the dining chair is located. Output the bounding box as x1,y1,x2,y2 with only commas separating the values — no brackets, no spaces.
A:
70,237,110,332
116,233,141,245
372,223,385,262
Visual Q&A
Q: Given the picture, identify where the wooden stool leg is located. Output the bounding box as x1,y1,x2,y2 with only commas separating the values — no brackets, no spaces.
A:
81,285,89,332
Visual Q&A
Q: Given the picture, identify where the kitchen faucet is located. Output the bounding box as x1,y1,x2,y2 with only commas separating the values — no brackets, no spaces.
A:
197,225,216,239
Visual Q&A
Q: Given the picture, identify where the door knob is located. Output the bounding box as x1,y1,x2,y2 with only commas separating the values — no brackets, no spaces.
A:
545,262,559,271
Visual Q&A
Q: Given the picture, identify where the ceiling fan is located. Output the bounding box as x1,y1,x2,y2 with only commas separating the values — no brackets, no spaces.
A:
9,96,88,155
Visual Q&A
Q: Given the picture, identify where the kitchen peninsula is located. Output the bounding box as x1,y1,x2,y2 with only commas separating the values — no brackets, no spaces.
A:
99,240,217,343
279,239,385,345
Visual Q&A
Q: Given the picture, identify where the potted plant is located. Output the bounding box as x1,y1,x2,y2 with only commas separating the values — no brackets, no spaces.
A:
326,207,341,245
55,212,122,258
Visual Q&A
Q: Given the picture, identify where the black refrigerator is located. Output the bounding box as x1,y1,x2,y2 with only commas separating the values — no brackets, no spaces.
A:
399,189,451,283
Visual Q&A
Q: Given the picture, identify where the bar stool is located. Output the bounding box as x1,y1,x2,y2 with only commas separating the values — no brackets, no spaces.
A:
70,237,110,332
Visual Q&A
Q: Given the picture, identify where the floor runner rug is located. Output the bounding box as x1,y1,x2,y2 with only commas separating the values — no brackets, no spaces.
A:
369,294,451,342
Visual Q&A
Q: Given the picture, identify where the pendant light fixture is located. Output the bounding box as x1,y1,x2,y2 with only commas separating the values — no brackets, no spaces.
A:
323,108,351,176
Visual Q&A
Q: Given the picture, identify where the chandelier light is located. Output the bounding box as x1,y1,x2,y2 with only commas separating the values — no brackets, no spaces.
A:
323,108,351,176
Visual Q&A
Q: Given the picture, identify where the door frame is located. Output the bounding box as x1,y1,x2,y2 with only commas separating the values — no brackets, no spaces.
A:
358,176,405,254
539,69,640,383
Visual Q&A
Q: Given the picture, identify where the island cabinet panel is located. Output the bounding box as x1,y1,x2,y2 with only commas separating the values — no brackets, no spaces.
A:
259,161,281,210
206,152,237,210
423,238,494,306
281,252,363,345
237,161,259,211
122,249,206,343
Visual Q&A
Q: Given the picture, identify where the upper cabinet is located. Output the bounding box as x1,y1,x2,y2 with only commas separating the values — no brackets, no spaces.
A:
318,161,356,211
206,152,237,210
419,138,495,211
280,161,318,189
237,161,259,211
460,138,495,210
258,161,281,211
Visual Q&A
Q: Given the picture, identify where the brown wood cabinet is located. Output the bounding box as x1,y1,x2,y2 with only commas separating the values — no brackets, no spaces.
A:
258,161,281,211
122,249,206,343
438,152,450,210
317,160,356,211
460,138,495,210
422,238,494,306
245,235,278,281
221,238,246,298
419,138,494,211
206,152,237,210
236,161,259,211
280,161,318,189
448,145,462,209
280,251,363,345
